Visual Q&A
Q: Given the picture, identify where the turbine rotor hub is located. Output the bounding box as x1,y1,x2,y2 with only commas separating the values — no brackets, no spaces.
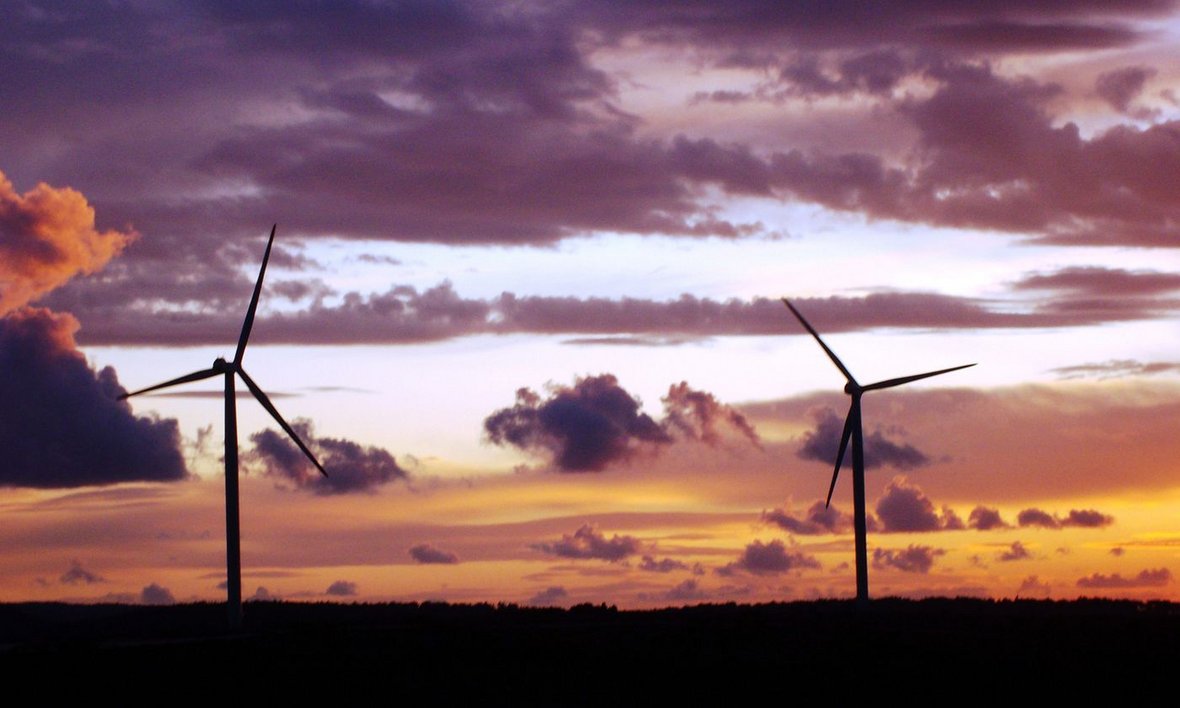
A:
843,381,861,395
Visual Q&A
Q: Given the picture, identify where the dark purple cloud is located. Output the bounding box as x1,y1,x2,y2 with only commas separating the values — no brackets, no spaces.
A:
1076,568,1172,589
762,501,855,535
875,477,964,533
968,506,1010,531
53,266,1180,347
1017,575,1051,597
531,525,643,562
1063,509,1116,528
527,586,569,606
1,1,1177,316
326,580,358,597
485,375,670,472
1013,267,1180,297
60,560,105,585
1051,359,1180,380
872,545,945,574
638,556,689,573
0,308,187,488
997,541,1032,562
409,543,459,565
578,2,1165,55
798,409,931,472
140,583,176,605
779,49,910,98
1095,66,1156,113
1017,508,1060,528
249,419,407,495
662,579,708,601
484,375,757,472
890,64,1180,248
679,61,1180,249
716,539,821,576
1017,507,1115,529
1,7,1177,341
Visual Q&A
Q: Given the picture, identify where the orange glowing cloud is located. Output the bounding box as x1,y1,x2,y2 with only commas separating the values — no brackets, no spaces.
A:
0,170,135,316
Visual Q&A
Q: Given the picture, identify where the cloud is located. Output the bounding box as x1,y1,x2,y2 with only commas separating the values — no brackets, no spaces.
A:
409,543,460,565
0,308,187,488
662,579,708,601
997,541,1033,562
484,375,758,473
326,580,358,597
968,506,1010,531
798,409,930,472
59,560,105,585
1063,509,1116,528
3,0,1180,346
1051,359,1180,380
665,578,708,601
893,65,1180,248
581,2,1162,56
1013,267,1180,298
762,500,855,535
0,170,135,315
485,375,671,472
716,539,821,576
59,268,1180,347
139,583,175,605
527,586,569,606
872,545,945,574
249,419,407,494
780,50,909,98
660,382,761,450
638,556,689,573
1017,508,1059,529
1095,66,1156,114
1017,507,1115,529
1017,575,1051,598
875,477,964,533
1076,568,1172,589
531,525,643,562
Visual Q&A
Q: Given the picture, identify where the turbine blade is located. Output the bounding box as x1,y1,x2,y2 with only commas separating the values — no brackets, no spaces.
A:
782,299,857,385
118,367,220,399
862,363,976,392
826,405,855,508
234,224,277,366
237,367,328,478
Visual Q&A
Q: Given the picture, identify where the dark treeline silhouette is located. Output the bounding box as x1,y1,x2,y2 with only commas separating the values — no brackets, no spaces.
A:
2,599,1175,697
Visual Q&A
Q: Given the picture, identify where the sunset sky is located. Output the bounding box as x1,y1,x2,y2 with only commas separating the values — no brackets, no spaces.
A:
3,1,1180,608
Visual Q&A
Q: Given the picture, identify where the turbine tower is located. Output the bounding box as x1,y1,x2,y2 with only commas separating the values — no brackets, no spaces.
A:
782,299,973,604
121,225,327,630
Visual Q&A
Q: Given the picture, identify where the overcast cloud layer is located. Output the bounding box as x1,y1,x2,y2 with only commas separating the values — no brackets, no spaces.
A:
3,1,1180,340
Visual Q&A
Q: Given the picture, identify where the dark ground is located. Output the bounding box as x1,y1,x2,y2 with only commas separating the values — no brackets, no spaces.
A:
1,598,1175,699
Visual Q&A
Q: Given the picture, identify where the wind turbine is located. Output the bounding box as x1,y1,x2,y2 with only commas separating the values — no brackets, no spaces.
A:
782,299,973,604
121,225,327,630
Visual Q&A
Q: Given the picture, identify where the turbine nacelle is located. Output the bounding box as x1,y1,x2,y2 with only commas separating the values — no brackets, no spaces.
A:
213,357,231,373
